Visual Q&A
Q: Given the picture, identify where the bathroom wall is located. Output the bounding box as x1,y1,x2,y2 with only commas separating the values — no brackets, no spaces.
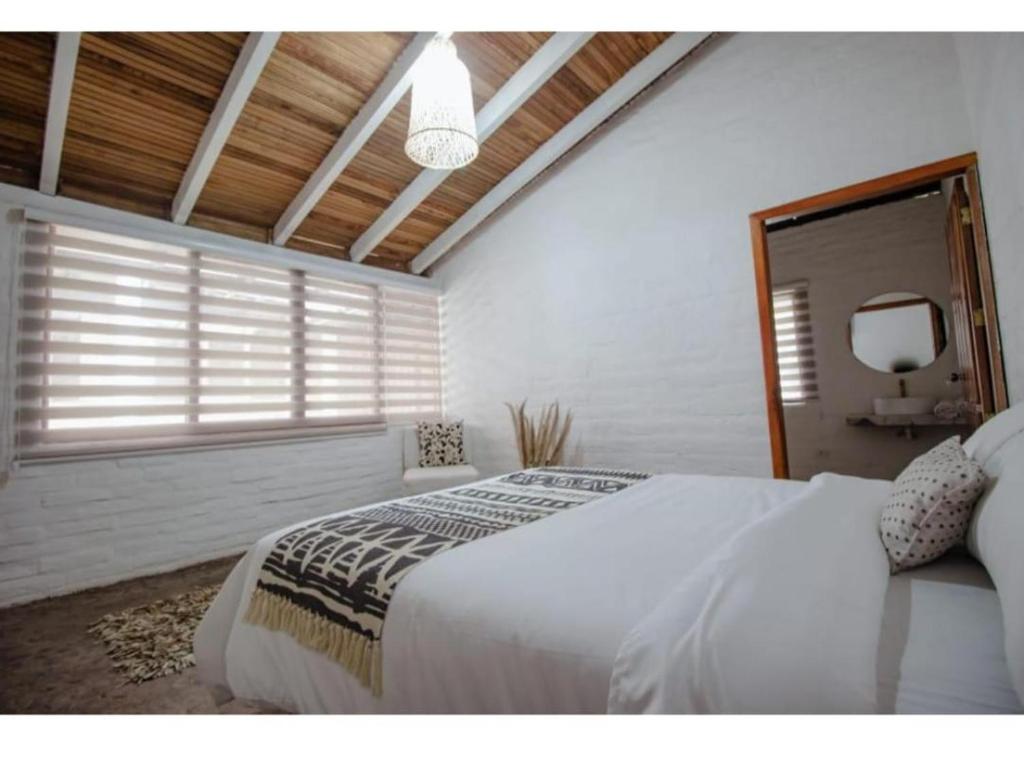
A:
769,193,962,480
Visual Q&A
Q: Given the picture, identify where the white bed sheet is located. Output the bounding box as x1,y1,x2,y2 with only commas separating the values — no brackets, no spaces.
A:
195,473,805,713
877,552,1021,714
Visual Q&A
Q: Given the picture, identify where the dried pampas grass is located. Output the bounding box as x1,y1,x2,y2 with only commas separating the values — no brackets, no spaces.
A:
505,400,573,468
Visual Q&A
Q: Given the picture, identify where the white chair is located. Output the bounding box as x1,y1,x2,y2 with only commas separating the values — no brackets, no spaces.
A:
402,425,481,496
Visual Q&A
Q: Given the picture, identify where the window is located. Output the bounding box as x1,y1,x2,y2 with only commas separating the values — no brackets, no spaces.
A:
772,281,818,404
16,221,442,459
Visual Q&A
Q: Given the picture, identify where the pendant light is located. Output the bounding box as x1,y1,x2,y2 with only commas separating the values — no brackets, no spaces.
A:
405,35,479,170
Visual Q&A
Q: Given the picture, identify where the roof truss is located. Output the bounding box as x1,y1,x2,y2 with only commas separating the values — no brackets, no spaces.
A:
39,32,81,195
271,32,436,246
171,32,281,225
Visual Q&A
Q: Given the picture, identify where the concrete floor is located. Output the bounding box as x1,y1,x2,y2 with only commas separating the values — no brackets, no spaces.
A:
0,555,276,714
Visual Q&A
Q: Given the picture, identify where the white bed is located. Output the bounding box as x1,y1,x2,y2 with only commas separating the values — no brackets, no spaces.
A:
195,469,1022,714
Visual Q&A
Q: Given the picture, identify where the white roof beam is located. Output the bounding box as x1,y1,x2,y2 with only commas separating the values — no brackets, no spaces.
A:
171,32,280,224
349,31,594,263
271,32,437,246
39,32,81,195
410,33,709,275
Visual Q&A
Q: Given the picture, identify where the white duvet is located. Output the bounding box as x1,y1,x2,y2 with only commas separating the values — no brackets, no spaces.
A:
196,473,809,713
609,473,892,713
198,470,987,713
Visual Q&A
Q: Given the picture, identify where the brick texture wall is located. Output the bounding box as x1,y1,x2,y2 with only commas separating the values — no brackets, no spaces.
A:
0,432,403,606
435,33,977,478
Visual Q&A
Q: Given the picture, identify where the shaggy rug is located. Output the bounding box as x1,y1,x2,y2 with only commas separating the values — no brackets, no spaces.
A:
89,584,220,683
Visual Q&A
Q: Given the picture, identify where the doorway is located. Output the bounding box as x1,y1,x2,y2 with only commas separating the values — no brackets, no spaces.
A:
750,153,1007,479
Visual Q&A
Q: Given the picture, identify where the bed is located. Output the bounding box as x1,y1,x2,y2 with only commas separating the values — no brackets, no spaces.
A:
195,415,1024,714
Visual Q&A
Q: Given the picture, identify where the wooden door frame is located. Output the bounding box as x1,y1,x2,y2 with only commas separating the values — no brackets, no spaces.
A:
749,152,1008,479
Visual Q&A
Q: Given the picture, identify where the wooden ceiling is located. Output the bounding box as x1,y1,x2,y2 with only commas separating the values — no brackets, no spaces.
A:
191,33,413,246
0,33,54,188
289,33,553,267
63,34,246,218
0,31,684,274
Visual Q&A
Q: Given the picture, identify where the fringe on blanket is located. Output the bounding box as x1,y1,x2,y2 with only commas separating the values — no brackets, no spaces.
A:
243,587,383,697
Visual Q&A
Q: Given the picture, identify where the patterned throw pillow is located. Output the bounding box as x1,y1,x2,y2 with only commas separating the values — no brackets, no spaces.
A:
880,436,986,573
416,421,466,468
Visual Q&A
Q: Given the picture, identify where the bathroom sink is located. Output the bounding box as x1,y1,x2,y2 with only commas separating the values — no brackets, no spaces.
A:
872,396,936,416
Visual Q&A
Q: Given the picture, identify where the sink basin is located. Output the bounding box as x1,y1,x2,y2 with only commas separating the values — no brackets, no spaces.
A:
873,396,936,416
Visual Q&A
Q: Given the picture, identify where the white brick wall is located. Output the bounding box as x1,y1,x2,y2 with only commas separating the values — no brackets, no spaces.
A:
0,432,403,606
435,33,978,478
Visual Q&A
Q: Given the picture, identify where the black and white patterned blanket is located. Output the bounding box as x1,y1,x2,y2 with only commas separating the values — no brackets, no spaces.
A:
244,467,650,695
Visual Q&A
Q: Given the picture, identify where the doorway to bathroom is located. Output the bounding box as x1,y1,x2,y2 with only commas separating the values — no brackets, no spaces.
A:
750,154,1007,480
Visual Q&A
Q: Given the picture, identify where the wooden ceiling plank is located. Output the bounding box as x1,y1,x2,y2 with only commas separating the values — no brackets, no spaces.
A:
171,32,280,224
39,32,81,195
410,32,709,274
80,34,241,99
0,33,55,188
271,32,436,246
348,31,593,263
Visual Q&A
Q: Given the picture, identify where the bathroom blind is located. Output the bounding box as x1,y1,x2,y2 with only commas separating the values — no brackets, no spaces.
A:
16,221,442,459
772,281,818,404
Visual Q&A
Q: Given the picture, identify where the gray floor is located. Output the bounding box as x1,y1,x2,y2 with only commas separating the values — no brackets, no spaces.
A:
0,555,277,714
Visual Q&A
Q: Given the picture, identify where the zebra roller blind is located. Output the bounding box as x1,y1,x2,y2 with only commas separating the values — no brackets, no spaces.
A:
17,221,442,459
772,281,818,404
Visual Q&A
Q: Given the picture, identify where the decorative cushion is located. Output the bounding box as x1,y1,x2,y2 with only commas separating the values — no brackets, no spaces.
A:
880,436,986,574
416,421,466,468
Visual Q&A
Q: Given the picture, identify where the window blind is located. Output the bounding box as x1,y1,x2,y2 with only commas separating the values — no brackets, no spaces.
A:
16,221,442,459
772,281,818,404
380,286,443,423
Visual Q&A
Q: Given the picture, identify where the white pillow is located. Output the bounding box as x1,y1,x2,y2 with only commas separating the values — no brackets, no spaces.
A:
962,402,1024,467
963,403,1024,557
966,429,1024,703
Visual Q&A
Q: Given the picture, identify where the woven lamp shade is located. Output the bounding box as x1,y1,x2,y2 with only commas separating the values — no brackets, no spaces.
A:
405,36,479,170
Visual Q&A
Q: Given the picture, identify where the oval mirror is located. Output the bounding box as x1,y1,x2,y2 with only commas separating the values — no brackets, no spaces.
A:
849,292,947,374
